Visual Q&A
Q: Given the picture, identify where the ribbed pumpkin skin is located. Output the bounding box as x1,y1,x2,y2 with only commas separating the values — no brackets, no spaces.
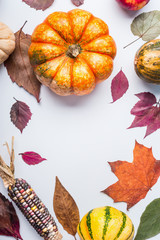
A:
77,206,134,240
134,39,160,84
28,9,116,96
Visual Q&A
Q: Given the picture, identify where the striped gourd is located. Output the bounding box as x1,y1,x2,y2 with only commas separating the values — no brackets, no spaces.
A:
134,39,160,84
77,206,134,240
0,137,62,240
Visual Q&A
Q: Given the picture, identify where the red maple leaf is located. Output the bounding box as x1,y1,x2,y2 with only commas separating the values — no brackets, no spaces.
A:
128,92,160,138
102,141,160,209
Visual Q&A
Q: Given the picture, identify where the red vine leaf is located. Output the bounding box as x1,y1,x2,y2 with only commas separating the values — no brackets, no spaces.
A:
53,176,80,237
71,0,84,6
22,0,54,10
111,70,129,103
0,192,23,239
4,24,41,102
102,141,160,210
10,99,32,133
19,152,47,165
128,92,160,137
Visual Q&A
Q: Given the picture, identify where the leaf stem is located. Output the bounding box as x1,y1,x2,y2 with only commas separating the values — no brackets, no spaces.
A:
20,20,27,32
123,37,141,49
74,236,77,240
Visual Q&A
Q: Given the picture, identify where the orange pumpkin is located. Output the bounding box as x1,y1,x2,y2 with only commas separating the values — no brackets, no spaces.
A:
28,9,116,96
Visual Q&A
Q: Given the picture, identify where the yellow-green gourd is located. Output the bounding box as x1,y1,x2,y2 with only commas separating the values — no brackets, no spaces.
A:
77,206,134,240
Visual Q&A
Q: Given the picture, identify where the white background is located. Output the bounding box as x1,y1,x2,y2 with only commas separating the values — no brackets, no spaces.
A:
0,0,160,239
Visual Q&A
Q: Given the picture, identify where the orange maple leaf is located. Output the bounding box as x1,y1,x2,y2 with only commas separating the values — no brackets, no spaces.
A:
102,141,160,210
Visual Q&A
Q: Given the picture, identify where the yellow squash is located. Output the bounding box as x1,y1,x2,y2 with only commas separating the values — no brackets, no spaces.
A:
77,206,134,240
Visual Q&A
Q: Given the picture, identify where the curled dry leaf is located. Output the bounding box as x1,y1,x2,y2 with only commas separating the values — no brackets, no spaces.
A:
124,10,160,48
111,69,129,103
71,0,84,6
10,99,32,133
4,23,41,102
53,176,80,237
0,192,23,240
128,92,160,138
135,198,160,240
19,151,47,165
102,141,160,210
22,0,54,10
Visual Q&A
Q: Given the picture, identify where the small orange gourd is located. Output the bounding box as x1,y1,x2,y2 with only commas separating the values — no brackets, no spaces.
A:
29,9,116,96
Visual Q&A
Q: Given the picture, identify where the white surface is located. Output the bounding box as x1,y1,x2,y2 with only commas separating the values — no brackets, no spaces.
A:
0,0,160,239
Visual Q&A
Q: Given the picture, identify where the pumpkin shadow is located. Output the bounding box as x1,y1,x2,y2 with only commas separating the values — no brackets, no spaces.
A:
0,64,4,71
118,7,140,18
140,81,160,98
42,84,101,107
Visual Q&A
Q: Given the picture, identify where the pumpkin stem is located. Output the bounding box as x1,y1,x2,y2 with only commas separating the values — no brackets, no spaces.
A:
66,44,81,58
123,37,141,49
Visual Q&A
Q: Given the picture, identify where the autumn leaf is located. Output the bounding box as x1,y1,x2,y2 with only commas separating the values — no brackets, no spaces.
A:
128,92,160,138
4,23,41,102
22,0,54,10
135,198,160,240
111,69,129,103
10,99,32,133
124,10,160,48
19,151,46,165
0,193,23,239
102,141,160,210
53,176,80,237
71,0,84,6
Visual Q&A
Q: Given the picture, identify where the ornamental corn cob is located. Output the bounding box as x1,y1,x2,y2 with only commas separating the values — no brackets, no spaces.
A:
8,178,62,240
0,137,62,240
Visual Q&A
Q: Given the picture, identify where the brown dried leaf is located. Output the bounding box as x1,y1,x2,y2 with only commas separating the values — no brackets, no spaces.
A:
0,155,15,188
53,176,80,237
0,138,15,188
4,24,41,102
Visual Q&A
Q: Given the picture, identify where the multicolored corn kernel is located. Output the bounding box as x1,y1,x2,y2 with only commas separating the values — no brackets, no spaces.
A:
8,178,62,240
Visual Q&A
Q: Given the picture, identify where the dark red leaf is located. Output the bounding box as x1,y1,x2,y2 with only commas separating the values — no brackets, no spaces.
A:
131,92,156,116
10,99,32,133
129,107,157,128
19,152,47,165
111,70,129,103
22,0,54,10
129,92,160,137
0,193,23,239
145,111,160,137
71,0,84,6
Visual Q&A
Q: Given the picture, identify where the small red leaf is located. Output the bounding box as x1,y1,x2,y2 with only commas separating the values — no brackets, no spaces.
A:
0,193,23,239
71,0,84,6
22,0,54,10
19,151,47,165
111,70,129,103
129,92,160,137
10,99,32,133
